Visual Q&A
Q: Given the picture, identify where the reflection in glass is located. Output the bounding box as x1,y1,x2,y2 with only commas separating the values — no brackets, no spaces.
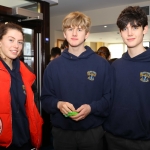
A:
23,28,34,71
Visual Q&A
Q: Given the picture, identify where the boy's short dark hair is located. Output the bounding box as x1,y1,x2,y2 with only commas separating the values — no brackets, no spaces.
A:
97,46,110,59
117,6,148,31
51,47,61,57
60,39,68,49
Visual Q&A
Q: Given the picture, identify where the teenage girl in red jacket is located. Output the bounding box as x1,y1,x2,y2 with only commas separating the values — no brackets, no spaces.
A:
0,22,43,150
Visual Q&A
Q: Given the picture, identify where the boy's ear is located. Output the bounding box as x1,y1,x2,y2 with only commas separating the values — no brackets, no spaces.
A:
63,32,66,38
85,32,89,40
143,25,148,35
119,30,122,36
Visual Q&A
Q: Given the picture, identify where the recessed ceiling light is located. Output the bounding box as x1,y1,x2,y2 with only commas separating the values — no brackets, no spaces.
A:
104,25,107,28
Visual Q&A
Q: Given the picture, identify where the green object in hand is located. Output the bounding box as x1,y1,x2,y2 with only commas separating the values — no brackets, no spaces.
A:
64,111,78,117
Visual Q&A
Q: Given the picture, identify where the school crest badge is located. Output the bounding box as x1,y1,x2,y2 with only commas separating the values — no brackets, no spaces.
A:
140,72,150,82
87,71,97,81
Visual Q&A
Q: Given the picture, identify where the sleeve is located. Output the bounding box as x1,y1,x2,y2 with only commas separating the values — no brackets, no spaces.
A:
40,65,59,114
89,62,113,117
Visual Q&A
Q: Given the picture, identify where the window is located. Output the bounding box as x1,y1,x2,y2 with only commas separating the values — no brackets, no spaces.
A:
108,44,124,59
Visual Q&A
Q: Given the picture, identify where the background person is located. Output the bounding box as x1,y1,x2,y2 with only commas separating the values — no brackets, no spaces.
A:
50,47,61,61
60,39,68,52
97,46,110,60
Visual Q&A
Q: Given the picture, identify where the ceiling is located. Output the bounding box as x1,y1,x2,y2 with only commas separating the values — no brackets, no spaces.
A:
50,0,148,17
0,0,150,43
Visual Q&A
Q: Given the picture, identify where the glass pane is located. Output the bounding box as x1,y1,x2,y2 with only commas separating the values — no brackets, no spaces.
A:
24,57,34,71
22,28,34,71
21,2,38,12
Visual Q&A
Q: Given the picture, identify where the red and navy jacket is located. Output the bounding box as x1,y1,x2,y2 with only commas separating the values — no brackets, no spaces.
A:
0,61,43,148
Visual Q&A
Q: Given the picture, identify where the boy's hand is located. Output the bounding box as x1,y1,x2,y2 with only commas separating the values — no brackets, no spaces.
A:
70,104,91,121
57,101,75,115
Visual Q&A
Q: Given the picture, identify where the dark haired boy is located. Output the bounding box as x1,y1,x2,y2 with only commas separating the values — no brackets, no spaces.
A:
103,6,150,150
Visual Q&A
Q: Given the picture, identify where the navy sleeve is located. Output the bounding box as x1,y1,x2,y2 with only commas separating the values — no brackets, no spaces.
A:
40,65,59,114
90,63,113,117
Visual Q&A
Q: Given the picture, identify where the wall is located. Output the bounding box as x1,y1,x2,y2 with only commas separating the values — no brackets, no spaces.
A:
84,42,105,52
54,31,64,47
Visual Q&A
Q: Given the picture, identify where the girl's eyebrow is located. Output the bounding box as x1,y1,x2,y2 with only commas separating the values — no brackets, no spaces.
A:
8,36,23,41
8,36,15,39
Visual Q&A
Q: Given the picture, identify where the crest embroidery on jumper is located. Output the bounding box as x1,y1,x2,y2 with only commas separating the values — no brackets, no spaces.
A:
87,71,97,81
140,72,150,82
